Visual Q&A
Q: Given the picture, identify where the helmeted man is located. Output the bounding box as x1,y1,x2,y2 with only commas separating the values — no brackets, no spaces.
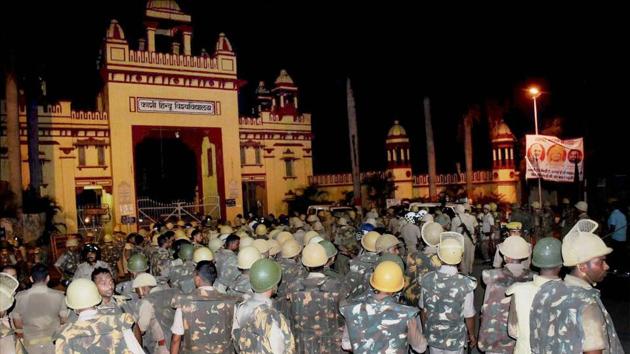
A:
132,273,170,354
214,234,240,293
341,261,427,354
116,253,149,298
232,259,296,353
332,218,359,276
287,243,347,353
73,243,111,280
420,232,477,353
375,233,401,256
575,201,590,220
319,240,341,279
55,278,143,353
345,231,380,299
168,244,198,294
529,223,623,354
170,261,238,353
150,233,173,277
493,222,532,269
400,212,422,254
54,237,81,285
451,204,477,275
506,237,563,354
276,239,307,320
0,272,19,354
478,236,534,354
403,221,442,306
11,263,68,354
228,246,263,297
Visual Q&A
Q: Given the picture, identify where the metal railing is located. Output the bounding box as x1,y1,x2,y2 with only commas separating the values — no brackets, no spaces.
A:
137,196,221,226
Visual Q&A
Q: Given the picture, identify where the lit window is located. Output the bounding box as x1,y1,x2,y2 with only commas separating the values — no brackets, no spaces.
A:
285,159,294,177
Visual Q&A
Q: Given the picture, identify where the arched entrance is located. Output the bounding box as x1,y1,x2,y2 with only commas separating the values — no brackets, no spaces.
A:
134,136,197,202
132,126,226,221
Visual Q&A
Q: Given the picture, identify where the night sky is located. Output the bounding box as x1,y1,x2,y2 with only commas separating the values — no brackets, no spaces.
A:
2,1,629,180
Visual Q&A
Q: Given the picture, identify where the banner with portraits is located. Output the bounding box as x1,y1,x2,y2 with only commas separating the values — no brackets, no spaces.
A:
525,134,584,182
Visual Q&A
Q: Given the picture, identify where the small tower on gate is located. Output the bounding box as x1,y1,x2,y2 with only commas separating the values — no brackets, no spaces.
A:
386,120,413,200
271,69,299,120
490,120,519,203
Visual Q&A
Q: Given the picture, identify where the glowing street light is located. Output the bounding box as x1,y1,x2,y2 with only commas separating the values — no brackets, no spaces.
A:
528,85,543,206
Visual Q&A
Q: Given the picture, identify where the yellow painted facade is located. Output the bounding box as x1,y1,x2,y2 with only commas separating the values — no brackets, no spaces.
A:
0,1,314,233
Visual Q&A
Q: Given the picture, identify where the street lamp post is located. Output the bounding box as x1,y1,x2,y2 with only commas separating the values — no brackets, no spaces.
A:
528,87,543,207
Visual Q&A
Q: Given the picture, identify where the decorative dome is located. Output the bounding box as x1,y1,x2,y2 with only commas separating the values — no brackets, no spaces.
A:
387,120,407,137
491,120,515,143
275,69,295,85
106,20,126,41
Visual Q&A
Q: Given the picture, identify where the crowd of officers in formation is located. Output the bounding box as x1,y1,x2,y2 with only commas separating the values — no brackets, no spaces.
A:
0,198,625,354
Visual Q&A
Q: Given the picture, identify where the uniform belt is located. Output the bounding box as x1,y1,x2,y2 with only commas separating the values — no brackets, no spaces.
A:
24,336,53,346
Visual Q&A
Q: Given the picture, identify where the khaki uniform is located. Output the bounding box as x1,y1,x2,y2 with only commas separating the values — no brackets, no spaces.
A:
11,283,68,354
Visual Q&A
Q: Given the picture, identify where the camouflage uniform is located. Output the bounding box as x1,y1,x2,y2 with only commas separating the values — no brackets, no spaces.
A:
287,274,347,353
54,312,137,353
276,258,307,321
233,293,296,354
322,266,342,280
67,296,128,322
168,260,196,294
228,273,253,298
214,248,240,292
420,269,477,351
403,250,440,306
171,286,239,353
345,252,379,299
150,248,172,277
478,267,533,353
125,287,179,354
54,250,81,281
530,277,624,354
333,226,359,276
340,292,420,354
101,243,122,279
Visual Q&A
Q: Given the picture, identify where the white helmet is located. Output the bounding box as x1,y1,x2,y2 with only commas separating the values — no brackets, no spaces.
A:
404,212,417,223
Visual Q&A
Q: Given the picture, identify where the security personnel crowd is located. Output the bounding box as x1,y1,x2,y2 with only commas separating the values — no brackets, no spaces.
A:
0,200,625,353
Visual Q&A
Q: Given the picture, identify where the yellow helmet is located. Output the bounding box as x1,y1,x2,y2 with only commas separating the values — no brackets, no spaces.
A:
301,243,328,268
208,238,224,252
103,234,113,243
220,225,234,235
506,222,523,231
276,232,294,246
361,231,381,252
375,234,401,253
437,232,465,265
0,287,14,312
369,260,405,293
255,224,268,237
132,273,157,288
268,229,281,240
166,222,174,230
177,220,186,227
193,247,214,263
253,239,271,254
65,279,102,310
499,236,531,259
237,246,262,269
267,239,282,256
280,239,302,259
240,236,254,248
421,222,443,247
562,231,612,267
303,231,320,246
174,230,189,241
